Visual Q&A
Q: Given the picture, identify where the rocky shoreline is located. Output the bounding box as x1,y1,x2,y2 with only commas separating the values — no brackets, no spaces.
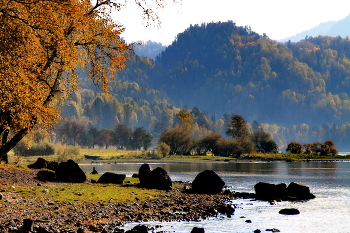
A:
0,167,246,233
0,159,316,233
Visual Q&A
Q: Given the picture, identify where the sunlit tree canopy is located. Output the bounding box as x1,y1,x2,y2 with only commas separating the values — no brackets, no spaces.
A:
0,0,177,162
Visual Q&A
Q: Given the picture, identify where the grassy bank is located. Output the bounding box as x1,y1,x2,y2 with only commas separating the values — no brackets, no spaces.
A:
0,165,179,205
9,147,350,165
241,153,350,161
8,177,160,205
10,148,234,164
0,164,231,232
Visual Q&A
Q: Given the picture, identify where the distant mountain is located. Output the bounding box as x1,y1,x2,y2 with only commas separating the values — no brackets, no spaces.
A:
145,21,350,126
66,21,350,150
132,40,166,59
282,14,350,42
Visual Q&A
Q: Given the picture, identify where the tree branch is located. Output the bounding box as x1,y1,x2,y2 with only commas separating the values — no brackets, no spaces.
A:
43,68,63,106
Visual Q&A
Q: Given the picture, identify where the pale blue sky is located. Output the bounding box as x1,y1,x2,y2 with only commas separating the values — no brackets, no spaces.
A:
113,0,350,45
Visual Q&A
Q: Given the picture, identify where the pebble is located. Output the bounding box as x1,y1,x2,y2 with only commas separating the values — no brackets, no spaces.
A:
266,228,280,232
279,208,300,215
0,170,244,232
42,189,49,194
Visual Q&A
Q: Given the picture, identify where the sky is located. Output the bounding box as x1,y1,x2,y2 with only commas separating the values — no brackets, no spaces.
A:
113,0,350,45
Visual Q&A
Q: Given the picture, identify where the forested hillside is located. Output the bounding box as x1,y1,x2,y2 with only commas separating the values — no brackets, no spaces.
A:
58,21,350,151
150,21,350,126
62,57,175,130
133,40,166,59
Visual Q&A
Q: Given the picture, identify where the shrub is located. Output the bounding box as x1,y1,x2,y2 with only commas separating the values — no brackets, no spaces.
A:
196,133,222,155
330,147,338,156
303,143,313,155
55,144,81,162
157,142,170,157
251,131,278,153
159,127,194,155
286,142,302,154
213,137,254,157
145,150,162,159
260,140,279,153
321,140,336,156
14,140,55,157
292,140,338,156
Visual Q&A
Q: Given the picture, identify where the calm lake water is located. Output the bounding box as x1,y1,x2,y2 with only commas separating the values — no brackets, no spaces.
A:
80,161,350,233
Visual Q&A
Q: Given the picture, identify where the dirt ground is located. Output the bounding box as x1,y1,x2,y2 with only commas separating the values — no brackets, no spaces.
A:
0,167,237,233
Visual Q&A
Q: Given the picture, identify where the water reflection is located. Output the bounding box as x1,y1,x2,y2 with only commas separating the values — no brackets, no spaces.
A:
80,161,350,191
80,161,350,233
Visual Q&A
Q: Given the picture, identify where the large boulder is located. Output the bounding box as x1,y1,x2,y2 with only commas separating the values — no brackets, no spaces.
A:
255,182,315,200
191,170,225,194
125,225,148,233
138,164,152,177
286,182,315,200
28,158,48,169
279,208,300,215
37,170,56,181
97,172,126,184
150,167,172,190
191,227,205,233
28,158,59,171
138,163,152,187
55,160,86,183
254,182,287,200
138,164,172,190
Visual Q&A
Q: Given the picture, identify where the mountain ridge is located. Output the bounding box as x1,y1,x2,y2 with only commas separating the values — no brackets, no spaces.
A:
59,21,350,151
142,21,350,126
281,14,350,42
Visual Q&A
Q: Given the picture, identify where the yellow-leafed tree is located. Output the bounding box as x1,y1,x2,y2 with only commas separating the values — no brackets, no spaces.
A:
0,0,173,162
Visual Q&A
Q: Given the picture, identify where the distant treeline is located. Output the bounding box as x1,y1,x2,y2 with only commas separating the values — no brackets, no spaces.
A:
58,21,350,151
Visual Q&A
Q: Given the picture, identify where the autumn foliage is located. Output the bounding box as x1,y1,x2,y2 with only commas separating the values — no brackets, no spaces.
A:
0,0,132,162
286,140,338,156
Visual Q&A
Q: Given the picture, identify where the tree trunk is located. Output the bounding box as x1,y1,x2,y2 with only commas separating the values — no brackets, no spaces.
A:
0,153,8,164
0,128,28,164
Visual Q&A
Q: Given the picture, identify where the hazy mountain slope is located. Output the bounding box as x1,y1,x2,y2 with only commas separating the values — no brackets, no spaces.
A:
146,21,350,125
282,14,350,42
133,40,166,59
61,53,176,131
59,21,350,150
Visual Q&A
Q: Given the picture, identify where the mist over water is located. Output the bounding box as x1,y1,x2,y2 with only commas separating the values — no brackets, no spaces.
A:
81,161,350,232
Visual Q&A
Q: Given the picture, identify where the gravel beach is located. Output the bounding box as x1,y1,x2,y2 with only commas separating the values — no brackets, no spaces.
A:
0,167,237,232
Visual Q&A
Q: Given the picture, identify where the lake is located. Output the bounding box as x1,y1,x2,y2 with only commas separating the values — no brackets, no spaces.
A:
80,161,350,233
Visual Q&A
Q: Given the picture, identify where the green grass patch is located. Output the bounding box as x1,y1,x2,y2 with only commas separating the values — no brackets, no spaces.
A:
6,177,163,205
81,148,145,161
9,147,350,165
0,163,31,171
79,148,233,162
